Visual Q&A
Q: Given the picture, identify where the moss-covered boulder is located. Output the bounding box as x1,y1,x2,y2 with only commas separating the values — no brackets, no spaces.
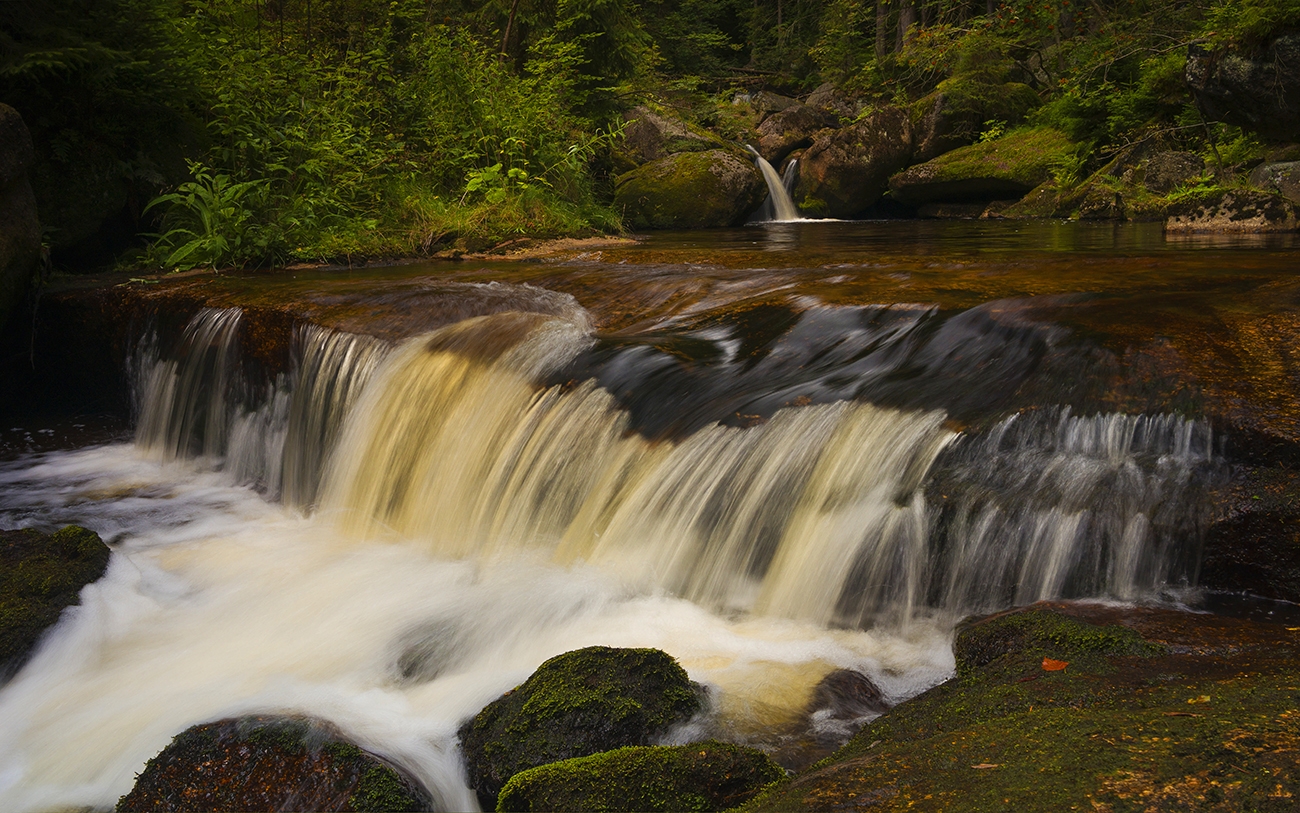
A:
741,603,1300,812
496,741,783,813
911,79,1042,163
888,127,1075,207
793,106,913,218
115,716,431,812
459,646,702,809
1165,189,1299,233
621,106,726,166
615,150,766,229
1186,35,1300,142
0,525,111,679
755,104,839,165
0,103,40,336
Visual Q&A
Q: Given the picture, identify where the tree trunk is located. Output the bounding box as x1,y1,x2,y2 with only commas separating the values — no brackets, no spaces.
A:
875,0,889,59
500,0,522,61
896,0,916,51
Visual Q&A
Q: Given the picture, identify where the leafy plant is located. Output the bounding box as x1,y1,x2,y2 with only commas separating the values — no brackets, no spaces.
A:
145,163,270,270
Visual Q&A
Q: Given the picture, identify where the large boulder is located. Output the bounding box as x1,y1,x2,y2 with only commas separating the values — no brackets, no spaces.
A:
621,106,725,165
496,741,783,813
115,716,431,812
1165,189,1298,233
0,104,41,335
804,82,858,119
793,106,913,218
614,150,766,229
888,127,1075,207
1251,160,1300,204
458,646,701,809
911,79,1042,163
1,525,111,680
755,104,839,165
1138,151,1205,194
1186,36,1300,142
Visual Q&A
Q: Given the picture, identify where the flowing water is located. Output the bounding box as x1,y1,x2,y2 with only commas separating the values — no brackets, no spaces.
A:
1,220,1295,811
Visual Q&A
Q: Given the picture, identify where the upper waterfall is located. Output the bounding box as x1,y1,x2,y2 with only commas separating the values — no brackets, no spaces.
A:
746,145,801,222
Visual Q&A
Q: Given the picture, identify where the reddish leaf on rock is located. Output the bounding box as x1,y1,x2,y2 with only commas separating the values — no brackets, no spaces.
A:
1041,658,1069,671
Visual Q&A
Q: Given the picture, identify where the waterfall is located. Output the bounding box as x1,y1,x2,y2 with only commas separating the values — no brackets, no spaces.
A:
746,146,801,222
132,304,1221,628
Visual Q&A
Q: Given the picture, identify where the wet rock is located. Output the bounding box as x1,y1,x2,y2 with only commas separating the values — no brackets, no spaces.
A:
888,127,1075,207
458,646,701,810
621,106,724,165
746,602,1300,811
793,106,913,218
1139,151,1205,194
1202,466,1300,603
911,80,1041,163
0,103,40,335
614,150,766,229
1075,185,1125,220
755,104,839,165
1186,36,1300,142
1165,189,1298,233
1250,160,1300,204
807,669,889,721
496,741,783,813
750,91,801,117
115,716,431,812
0,525,111,680
916,201,990,219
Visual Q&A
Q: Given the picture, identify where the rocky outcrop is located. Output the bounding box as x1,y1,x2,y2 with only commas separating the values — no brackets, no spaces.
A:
115,716,431,812
621,106,725,165
793,106,913,218
496,741,782,813
1186,36,1300,142
805,82,858,119
614,150,766,229
1165,189,1298,232
1,525,111,680
458,646,702,809
1137,151,1205,194
912,80,1042,163
1203,467,1300,603
1251,160,1300,203
755,104,839,165
889,127,1074,207
746,603,1300,811
0,104,41,335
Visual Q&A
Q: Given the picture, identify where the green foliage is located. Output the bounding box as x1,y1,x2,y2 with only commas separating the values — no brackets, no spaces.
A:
1204,0,1300,47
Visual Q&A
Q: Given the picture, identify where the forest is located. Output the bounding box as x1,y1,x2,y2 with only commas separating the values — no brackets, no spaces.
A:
1,0,1297,270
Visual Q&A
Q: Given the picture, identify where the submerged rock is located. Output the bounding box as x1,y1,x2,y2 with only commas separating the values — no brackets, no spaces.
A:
0,103,40,335
889,127,1074,207
746,603,1300,811
115,716,431,812
793,106,913,218
1165,189,1298,233
0,525,110,680
458,646,702,809
1186,36,1300,142
614,150,766,229
496,741,783,813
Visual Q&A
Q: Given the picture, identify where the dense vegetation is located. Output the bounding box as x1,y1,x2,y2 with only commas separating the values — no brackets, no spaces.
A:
1,0,1297,269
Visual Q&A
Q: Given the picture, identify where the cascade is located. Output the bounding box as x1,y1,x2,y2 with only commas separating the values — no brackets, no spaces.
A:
131,301,1221,628
746,146,801,222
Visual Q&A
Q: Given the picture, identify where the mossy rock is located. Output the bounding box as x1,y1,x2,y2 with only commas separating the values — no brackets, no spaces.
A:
793,106,913,218
911,79,1042,163
496,740,783,813
614,150,766,230
115,716,431,812
459,646,702,809
888,127,1075,206
0,525,111,679
741,603,1300,812
620,105,728,166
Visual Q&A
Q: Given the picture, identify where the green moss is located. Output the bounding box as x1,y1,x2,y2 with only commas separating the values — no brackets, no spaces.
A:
0,525,111,677
460,646,703,809
918,128,1074,186
496,741,783,813
613,150,764,230
954,607,1165,680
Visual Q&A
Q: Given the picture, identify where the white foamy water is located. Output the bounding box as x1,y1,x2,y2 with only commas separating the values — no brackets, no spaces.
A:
0,444,953,813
